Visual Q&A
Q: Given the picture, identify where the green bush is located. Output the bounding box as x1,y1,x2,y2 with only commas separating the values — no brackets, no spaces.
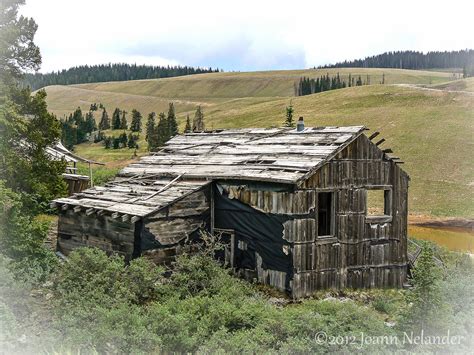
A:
53,248,167,309
0,181,57,283
49,246,405,353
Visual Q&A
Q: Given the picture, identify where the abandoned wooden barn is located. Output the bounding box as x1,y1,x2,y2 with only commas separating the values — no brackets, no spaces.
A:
52,124,409,298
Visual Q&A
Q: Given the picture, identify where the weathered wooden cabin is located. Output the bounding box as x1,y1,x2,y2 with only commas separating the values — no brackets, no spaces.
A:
52,124,409,298
47,141,104,194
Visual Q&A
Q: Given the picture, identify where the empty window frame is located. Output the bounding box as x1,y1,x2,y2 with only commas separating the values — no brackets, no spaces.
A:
317,192,334,236
366,188,392,216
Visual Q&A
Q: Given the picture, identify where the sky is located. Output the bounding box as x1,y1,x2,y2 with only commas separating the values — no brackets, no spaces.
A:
21,0,474,73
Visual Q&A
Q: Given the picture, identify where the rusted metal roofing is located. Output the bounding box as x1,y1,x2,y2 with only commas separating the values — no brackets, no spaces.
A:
52,126,365,218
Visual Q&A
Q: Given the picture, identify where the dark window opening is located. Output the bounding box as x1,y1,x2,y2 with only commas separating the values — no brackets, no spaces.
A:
318,192,334,236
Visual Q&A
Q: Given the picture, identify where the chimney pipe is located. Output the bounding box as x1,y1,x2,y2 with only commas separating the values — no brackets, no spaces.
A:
296,116,305,132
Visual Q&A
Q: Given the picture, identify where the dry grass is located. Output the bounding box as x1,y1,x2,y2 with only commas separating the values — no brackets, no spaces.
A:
428,77,474,92
42,69,473,218
69,68,453,99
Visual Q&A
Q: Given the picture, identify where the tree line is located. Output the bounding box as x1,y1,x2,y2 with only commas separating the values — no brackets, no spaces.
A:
145,104,205,151
60,102,207,152
295,73,370,96
319,49,474,72
23,63,221,90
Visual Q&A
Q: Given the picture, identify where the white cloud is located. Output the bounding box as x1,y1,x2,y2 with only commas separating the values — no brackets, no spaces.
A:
20,0,474,72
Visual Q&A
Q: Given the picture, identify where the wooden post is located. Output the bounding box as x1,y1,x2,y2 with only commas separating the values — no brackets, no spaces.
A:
89,162,93,187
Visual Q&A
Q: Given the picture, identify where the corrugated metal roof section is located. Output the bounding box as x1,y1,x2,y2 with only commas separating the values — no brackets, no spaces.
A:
52,176,210,218
121,126,366,185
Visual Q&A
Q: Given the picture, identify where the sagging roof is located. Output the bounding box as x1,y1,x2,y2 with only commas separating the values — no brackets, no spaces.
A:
47,142,105,165
52,126,366,218
53,175,210,219
122,126,366,184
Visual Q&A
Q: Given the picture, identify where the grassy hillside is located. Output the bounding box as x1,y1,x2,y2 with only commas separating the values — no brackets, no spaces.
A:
70,68,453,98
206,86,473,217
428,77,474,92
42,69,473,218
43,68,454,119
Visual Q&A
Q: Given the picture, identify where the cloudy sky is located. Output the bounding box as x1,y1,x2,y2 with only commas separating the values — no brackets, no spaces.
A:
21,0,474,73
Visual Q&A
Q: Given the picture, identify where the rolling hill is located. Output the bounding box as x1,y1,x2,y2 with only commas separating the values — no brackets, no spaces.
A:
41,69,473,218
428,77,474,92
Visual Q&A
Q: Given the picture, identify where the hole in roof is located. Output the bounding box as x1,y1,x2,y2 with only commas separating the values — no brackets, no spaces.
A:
245,159,276,165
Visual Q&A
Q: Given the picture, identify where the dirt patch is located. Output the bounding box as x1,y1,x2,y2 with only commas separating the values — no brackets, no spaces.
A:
409,215,473,234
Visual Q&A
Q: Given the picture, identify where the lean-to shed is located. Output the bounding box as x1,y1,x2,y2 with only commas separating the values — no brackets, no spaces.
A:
52,124,409,298
47,141,104,194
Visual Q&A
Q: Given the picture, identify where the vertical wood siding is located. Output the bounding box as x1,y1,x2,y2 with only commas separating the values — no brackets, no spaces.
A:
292,134,409,298
225,134,408,298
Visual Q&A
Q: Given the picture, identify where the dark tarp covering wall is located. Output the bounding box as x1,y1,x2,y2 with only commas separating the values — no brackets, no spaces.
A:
214,184,293,275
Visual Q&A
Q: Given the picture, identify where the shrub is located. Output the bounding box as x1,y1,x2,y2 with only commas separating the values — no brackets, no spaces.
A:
0,181,58,283
398,244,446,334
53,248,167,308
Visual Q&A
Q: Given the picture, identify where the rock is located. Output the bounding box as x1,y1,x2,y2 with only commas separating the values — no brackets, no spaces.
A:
268,297,289,307
42,281,53,288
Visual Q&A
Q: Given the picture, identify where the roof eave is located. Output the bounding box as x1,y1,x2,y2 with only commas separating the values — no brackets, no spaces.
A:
294,126,367,188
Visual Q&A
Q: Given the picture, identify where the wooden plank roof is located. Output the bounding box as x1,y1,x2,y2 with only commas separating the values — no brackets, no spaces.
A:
52,126,366,217
121,126,366,185
53,176,211,218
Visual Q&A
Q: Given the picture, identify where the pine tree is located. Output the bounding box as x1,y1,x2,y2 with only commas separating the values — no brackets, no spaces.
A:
103,136,112,149
145,112,156,142
112,108,121,129
156,112,169,147
192,106,205,132
71,107,88,143
119,132,128,148
167,102,178,137
127,133,139,149
61,119,77,149
130,109,142,132
98,108,110,130
284,102,295,127
119,110,128,130
184,114,192,133
85,111,97,133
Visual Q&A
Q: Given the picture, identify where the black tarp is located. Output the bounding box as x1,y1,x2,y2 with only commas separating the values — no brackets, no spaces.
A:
214,185,293,275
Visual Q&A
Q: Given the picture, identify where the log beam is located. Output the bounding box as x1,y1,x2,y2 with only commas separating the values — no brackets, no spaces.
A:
368,131,380,140
85,208,95,215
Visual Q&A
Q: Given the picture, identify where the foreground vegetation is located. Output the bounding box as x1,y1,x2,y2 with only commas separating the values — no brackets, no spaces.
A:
1,214,473,353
